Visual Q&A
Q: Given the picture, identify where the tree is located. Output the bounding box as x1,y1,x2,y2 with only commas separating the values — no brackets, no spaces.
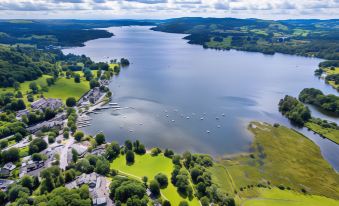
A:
72,148,79,163
142,176,148,185
164,149,174,158
124,140,133,151
7,185,30,202
29,82,38,94
149,180,160,197
105,141,120,160
0,190,6,205
63,131,69,139
66,97,77,107
163,200,171,206
13,82,20,91
2,147,20,163
126,150,135,164
0,139,8,149
90,79,100,89
32,153,47,161
64,169,76,183
74,73,81,83
29,138,47,154
46,78,55,86
151,147,161,156
95,133,105,145
95,159,110,175
155,173,168,189
74,131,84,142
179,201,189,206
20,175,33,191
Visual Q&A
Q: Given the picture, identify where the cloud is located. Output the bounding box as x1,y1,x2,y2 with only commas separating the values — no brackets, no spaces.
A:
0,0,338,19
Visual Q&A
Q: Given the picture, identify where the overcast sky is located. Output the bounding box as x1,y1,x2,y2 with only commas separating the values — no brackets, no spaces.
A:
0,0,338,20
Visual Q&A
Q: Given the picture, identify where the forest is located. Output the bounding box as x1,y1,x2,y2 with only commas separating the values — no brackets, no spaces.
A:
152,18,339,60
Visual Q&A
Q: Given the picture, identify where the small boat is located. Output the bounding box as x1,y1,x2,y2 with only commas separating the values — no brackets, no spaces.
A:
186,116,190,119
206,130,210,133
171,120,175,122
200,117,204,120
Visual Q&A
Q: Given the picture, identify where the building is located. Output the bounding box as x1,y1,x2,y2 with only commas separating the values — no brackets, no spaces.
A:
93,197,107,206
0,162,16,177
31,98,63,111
0,179,14,191
66,173,99,190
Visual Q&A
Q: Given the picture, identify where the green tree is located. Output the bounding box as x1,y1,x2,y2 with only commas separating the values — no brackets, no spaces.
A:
90,79,100,89
2,147,20,163
105,141,120,160
28,138,47,154
95,159,110,175
20,175,33,191
74,73,81,83
74,131,84,142
95,133,105,145
179,201,189,206
66,97,77,107
126,150,135,164
149,180,160,197
155,173,168,189
29,82,39,94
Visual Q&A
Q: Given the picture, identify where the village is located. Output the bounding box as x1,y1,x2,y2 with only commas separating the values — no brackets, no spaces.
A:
0,76,115,206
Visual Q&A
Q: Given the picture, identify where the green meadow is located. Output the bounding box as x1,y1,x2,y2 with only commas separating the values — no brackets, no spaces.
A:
242,188,339,206
209,122,339,201
0,74,90,104
110,154,200,206
305,121,339,144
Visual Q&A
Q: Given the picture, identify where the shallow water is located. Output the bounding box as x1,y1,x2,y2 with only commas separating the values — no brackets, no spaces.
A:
63,26,339,170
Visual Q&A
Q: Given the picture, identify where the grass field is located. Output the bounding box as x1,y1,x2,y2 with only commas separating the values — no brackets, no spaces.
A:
324,67,339,90
241,188,339,206
0,74,90,104
305,122,339,144
110,154,200,206
209,122,339,200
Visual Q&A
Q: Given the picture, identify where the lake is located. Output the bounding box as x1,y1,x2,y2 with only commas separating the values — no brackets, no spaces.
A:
63,26,339,170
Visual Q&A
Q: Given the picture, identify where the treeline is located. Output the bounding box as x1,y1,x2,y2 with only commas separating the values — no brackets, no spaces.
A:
152,17,339,60
0,19,156,47
278,95,311,126
299,88,339,116
0,45,58,87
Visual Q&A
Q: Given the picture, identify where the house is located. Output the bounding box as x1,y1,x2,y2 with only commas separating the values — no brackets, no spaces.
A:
16,109,30,119
66,173,99,190
93,197,107,206
91,145,106,156
31,98,63,111
0,179,14,191
0,162,16,177
71,144,88,157
25,160,45,172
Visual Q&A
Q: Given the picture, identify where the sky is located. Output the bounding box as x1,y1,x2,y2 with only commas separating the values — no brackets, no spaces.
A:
0,0,338,20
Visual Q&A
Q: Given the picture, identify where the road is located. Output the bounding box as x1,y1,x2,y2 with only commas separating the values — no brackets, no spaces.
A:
59,137,75,170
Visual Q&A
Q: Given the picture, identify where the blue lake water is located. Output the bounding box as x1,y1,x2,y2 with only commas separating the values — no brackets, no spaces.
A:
63,26,339,170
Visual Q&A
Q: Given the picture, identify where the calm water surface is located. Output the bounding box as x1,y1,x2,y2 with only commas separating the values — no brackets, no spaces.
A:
63,26,339,170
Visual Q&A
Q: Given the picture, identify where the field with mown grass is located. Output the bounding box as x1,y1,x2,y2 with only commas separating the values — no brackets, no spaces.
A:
209,122,339,201
241,188,339,206
0,74,90,104
110,153,200,206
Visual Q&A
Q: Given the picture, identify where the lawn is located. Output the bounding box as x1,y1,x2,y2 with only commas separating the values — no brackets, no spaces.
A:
241,188,339,206
43,78,90,102
0,74,90,104
305,122,339,144
111,154,200,206
19,146,29,158
210,122,339,200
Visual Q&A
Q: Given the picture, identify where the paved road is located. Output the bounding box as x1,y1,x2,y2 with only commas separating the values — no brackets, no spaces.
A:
59,137,74,170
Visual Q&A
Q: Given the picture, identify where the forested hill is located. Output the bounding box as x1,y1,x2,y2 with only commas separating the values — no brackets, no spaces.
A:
0,19,157,47
152,17,339,60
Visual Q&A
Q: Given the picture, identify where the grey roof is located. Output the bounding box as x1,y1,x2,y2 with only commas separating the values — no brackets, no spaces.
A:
3,162,16,171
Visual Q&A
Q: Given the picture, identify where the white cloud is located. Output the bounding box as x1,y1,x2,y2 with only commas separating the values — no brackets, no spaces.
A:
0,0,338,19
